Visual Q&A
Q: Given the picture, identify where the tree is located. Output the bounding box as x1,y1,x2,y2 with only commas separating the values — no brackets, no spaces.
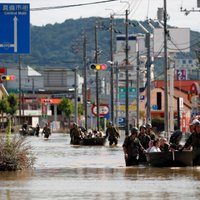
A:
0,96,9,130
6,93,18,128
6,93,18,116
78,103,83,118
58,98,74,127
0,93,18,143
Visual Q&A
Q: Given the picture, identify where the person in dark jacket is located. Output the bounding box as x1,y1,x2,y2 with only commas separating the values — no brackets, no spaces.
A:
146,123,156,140
21,121,29,135
106,122,120,146
123,127,144,166
70,123,82,144
35,123,40,137
160,137,170,152
169,130,182,150
181,120,200,165
138,125,151,162
42,123,51,139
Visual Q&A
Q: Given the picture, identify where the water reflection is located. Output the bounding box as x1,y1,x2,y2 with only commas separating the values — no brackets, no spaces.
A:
0,133,200,200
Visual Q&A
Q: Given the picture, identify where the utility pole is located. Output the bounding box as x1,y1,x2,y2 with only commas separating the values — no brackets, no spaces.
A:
115,64,119,127
180,0,200,15
109,14,114,125
74,67,78,124
164,0,169,136
136,51,140,128
18,55,22,124
125,9,129,135
83,32,88,130
95,24,100,131
146,32,151,124
169,60,174,133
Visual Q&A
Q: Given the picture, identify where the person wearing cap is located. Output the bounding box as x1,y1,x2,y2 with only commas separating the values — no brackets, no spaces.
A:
181,120,200,165
122,127,145,166
189,119,199,134
145,123,156,140
105,121,120,146
138,125,151,162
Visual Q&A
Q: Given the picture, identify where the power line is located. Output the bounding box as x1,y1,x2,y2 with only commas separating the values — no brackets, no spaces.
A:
30,0,118,11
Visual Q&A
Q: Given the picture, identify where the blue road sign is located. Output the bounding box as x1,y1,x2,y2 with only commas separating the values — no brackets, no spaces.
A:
152,104,158,110
0,3,30,54
118,117,126,126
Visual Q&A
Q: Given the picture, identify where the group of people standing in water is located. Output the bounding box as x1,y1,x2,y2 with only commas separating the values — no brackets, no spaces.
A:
21,122,51,138
123,118,200,166
69,117,200,166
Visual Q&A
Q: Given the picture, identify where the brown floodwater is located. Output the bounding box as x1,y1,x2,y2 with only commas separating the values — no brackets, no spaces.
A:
0,132,200,200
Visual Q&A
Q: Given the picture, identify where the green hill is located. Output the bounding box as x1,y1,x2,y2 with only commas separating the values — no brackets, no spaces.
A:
0,17,200,72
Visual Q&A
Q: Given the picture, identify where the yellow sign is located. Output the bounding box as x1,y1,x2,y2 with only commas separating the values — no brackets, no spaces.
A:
118,104,136,111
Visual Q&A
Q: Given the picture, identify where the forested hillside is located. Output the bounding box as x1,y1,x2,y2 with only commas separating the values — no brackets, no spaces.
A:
0,17,199,72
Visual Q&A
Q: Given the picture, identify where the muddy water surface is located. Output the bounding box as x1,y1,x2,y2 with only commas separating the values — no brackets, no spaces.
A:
0,133,200,200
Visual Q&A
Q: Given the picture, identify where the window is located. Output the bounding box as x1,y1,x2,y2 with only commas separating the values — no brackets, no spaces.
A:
182,60,186,64
157,92,162,110
188,60,193,64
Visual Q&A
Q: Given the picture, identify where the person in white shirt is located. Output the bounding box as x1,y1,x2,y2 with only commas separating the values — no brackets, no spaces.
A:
149,138,161,152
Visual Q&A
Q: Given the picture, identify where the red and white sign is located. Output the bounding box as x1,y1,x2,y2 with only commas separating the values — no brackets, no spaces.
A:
190,82,200,95
181,112,186,133
92,104,109,117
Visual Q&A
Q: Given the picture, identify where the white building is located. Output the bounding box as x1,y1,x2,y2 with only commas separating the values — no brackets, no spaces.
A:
3,65,43,93
114,34,154,89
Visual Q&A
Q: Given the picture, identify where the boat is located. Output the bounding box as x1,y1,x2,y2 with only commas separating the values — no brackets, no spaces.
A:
80,136,107,146
70,128,107,146
146,150,200,167
19,127,36,136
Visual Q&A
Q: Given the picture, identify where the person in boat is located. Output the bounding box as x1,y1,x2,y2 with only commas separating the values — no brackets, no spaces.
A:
35,123,40,137
159,137,170,152
145,123,156,140
122,127,145,166
169,130,183,150
42,123,51,139
149,138,161,152
106,121,120,146
70,123,82,144
138,124,151,162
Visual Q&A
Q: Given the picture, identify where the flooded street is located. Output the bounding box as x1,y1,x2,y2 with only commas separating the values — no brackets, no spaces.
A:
1,133,200,200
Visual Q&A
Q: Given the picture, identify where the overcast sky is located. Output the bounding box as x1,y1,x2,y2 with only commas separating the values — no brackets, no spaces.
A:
1,0,200,31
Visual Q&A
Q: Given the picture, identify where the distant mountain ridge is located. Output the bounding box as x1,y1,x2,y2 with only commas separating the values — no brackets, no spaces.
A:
0,17,200,71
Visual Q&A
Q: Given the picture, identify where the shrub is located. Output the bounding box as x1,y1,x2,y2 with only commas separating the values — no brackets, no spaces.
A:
0,134,36,171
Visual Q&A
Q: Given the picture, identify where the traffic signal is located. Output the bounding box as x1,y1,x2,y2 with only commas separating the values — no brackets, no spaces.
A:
89,63,107,71
0,75,15,81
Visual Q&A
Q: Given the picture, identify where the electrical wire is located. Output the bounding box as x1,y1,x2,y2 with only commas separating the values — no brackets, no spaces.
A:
129,0,143,19
146,0,150,19
168,37,200,52
30,0,119,11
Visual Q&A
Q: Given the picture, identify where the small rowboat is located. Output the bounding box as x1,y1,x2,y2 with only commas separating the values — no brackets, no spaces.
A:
80,136,107,146
147,150,195,167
